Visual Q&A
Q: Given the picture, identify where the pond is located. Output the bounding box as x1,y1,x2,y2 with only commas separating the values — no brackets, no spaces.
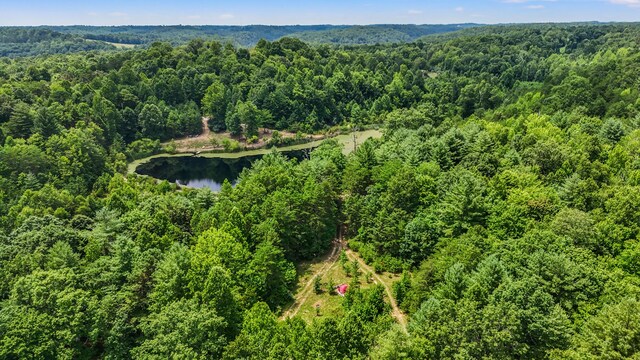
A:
131,129,382,191
135,148,313,191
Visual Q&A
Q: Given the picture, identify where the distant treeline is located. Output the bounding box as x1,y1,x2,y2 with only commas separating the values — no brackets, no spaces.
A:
0,24,483,57
0,28,115,57
1,22,640,359
52,24,481,47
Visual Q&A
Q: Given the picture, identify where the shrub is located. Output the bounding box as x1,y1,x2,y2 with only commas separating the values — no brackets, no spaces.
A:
126,138,162,160
327,278,336,295
221,138,240,152
314,275,323,294
163,140,177,154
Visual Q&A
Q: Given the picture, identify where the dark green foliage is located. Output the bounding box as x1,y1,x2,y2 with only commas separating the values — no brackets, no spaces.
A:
1,23,640,360
0,27,115,57
290,24,480,45
313,275,322,294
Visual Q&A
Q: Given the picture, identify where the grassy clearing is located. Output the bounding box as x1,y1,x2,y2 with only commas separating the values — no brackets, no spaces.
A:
294,261,346,322
337,129,383,155
106,42,136,49
85,39,137,49
289,248,401,324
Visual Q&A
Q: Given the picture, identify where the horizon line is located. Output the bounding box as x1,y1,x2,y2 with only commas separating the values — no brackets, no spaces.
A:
1,21,638,27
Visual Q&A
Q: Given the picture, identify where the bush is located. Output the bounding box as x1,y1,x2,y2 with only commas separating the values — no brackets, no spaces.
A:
221,138,240,152
352,260,361,282
327,278,336,295
271,130,282,145
373,260,385,274
379,255,405,273
314,275,322,294
163,140,177,154
126,138,161,160
210,137,220,147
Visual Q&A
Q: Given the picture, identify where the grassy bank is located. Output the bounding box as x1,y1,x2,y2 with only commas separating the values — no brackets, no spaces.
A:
127,129,382,174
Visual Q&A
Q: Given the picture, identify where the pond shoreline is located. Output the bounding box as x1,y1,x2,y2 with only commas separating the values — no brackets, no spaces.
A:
127,129,383,175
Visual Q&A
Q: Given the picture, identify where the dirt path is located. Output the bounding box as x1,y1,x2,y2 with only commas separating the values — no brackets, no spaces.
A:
345,249,408,333
281,237,408,332
279,219,407,332
280,238,344,319
167,118,328,154
201,117,210,138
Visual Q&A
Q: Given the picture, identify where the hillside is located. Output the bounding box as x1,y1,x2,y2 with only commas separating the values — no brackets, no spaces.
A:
0,24,481,57
287,24,479,45
1,23,640,358
0,27,115,57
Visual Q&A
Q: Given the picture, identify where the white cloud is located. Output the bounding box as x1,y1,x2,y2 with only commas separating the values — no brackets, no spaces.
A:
527,4,545,9
609,0,640,6
219,13,235,19
455,6,465,12
408,9,423,15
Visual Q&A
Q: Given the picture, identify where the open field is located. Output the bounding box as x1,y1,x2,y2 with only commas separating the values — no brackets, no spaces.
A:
105,41,136,49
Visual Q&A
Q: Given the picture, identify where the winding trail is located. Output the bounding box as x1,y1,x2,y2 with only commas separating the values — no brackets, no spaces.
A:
280,237,344,319
345,249,408,333
280,224,408,333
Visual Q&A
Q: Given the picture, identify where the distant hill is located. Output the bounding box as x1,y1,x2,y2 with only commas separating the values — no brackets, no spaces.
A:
0,27,115,57
52,24,481,47
287,24,480,45
416,22,639,43
0,24,481,57
49,25,344,47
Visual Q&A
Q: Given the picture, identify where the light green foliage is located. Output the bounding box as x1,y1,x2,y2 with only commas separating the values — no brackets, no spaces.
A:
552,298,640,359
314,275,322,294
202,80,228,133
132,299,228,359
138,104,165,140
0,24,640,360
126,139,162,160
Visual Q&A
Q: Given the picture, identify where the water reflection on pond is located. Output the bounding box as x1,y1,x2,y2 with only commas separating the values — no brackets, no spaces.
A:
135,149,311,191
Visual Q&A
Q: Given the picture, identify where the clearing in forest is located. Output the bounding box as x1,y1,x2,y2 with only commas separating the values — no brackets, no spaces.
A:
166,117,322,153
281,237,406,332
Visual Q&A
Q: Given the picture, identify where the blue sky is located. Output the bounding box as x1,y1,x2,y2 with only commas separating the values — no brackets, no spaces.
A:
1,0,639,26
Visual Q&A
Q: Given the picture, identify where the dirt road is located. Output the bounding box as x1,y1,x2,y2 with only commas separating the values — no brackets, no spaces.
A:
280,228,408,333
280,238,344,319
345,249,408,333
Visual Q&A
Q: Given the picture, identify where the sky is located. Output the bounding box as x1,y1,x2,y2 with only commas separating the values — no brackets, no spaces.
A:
0,0,639,26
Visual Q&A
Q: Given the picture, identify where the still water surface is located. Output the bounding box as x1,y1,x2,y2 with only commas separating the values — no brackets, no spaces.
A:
135,149,311,191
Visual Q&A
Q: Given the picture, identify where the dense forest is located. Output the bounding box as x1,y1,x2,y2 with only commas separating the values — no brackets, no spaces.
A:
0,28,116,58
54,24,480,46
0,24,480,57
1,23,640,358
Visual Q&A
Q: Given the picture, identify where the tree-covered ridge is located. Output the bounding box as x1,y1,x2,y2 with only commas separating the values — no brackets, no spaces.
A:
54,24,481,47
0,24,480,57
0,28,116,58
1,23,640,358
286,24,479,45
51,25,344,47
